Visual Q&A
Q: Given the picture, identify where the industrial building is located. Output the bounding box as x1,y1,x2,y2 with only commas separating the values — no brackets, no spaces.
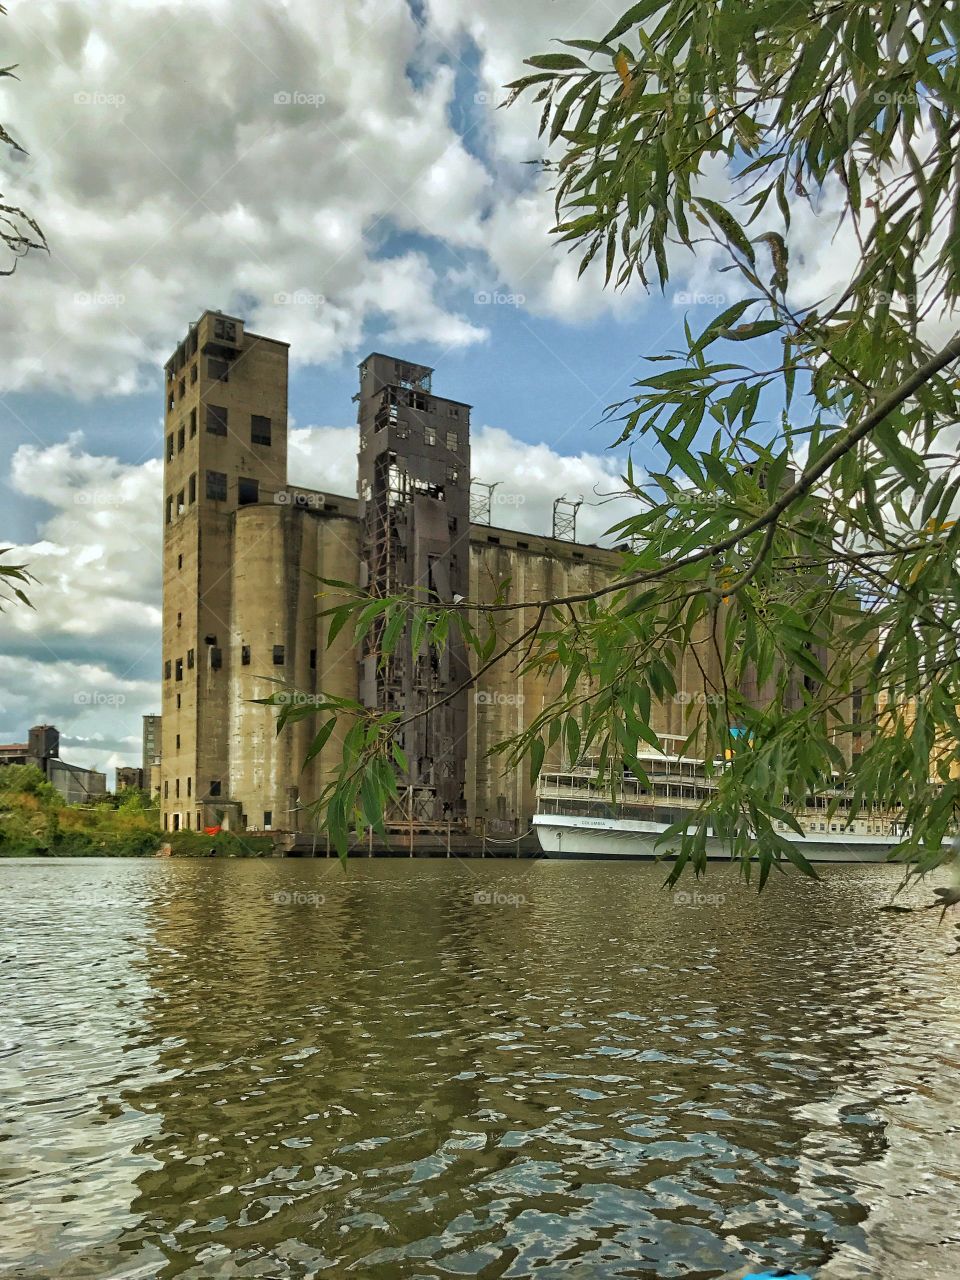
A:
0,724,107,804
158,311,644,837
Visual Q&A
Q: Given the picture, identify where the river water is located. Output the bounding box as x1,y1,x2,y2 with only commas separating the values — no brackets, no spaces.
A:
3,857,960,1279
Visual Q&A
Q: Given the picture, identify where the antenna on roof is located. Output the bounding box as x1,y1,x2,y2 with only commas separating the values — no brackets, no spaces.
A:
470,480,500,526
552,495,583,542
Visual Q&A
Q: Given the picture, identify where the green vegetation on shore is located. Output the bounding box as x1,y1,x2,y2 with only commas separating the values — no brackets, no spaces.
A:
0,766,276,857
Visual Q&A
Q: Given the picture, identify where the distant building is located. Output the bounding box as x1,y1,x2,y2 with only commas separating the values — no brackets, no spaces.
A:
0,724,106,804
116,766,145,792
142,714,162,799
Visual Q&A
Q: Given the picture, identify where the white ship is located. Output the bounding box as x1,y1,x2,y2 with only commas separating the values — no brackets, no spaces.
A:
533,738,906,864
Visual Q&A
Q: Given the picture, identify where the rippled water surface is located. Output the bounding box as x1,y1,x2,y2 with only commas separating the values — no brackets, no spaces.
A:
3,858,960,1279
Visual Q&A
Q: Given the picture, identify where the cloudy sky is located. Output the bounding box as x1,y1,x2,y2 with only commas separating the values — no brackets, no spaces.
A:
0,0,853,774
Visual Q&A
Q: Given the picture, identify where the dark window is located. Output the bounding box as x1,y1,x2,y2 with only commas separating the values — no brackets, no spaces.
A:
187,776,191,797
177,553,183,569
208,357,229,382
206,404,227,436
210,779,221,797
273,645,285,665
190,363,197,385
210,646,222,670
165,496,173,525
175,735,180,751
167,392,174,412
251,414,271,445
187,648,195,669
172,813,180,831
310,648,316,669
241,645,251,666
424,426,436,445
264,810,272,828
175,658,183,681
206,470,227,501
238,477,259,505
163,780,169,799
412,392,428,411
189,408,197,437
487,535,500,545
445,430,458,451
176,694,181,709
188,473,196,504
178,378,185,399
163,811,168,829
164,660,171,679
177,426,185,452
176,489,185,516
213,316,236,342
204,634,217,646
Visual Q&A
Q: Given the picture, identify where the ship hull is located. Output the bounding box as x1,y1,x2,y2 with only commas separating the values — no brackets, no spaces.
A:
532,814,899,864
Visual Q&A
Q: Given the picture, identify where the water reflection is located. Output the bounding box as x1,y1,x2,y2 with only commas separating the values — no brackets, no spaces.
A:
2,858,960,1278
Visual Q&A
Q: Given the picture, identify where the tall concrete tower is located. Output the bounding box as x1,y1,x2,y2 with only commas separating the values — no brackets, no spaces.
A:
160,310,289,832
356,354,472,821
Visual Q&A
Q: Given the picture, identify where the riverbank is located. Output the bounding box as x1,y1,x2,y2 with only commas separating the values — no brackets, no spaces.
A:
0,764,277,858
